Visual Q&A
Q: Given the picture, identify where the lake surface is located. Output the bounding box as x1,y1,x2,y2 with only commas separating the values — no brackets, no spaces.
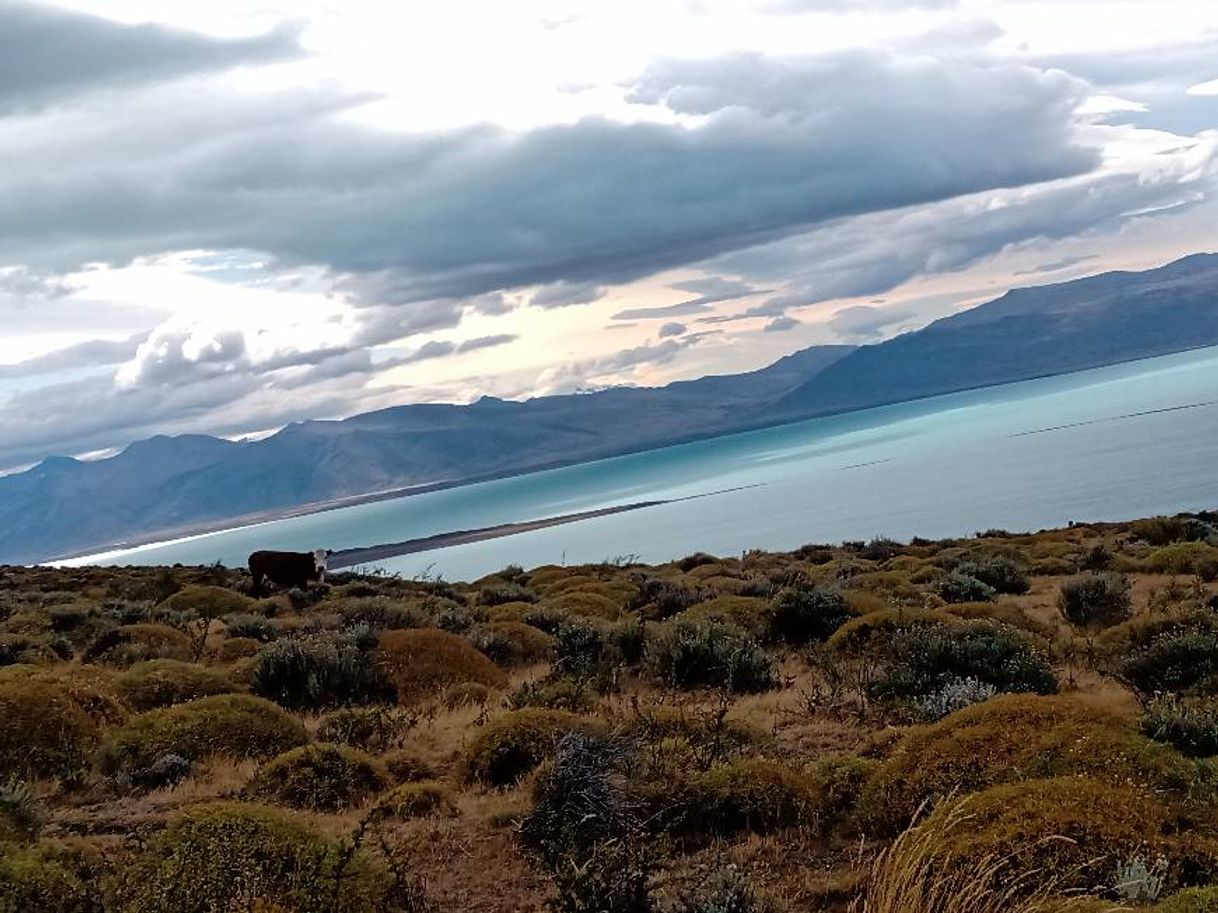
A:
69,347,1218,581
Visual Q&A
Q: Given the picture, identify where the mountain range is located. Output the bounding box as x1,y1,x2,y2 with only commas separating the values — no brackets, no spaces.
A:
3,252,1216,565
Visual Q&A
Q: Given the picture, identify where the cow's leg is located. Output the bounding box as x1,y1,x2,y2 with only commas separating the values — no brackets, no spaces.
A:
251,569,265,597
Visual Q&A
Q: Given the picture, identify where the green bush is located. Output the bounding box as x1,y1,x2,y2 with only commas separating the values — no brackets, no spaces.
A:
1156,886,1218,912
83,623,193,667
245,744,387,811
220,613,278,642
101,694,307,772
1058,573,1133,629
251,634,394,709
315,705,415,751
953,555,1031,595
467,620,554,667
330,596,428,631
869,622,1056,707
670,866,767,913
675,759,815,839
110,801,397,913
1132,516,1214,547
0,678,97,781
1120,627,1218,696
935,571,996,604
0,839,106,913
370,780,455,820
766,587,852,645
462,709,598,786
0,778,42,844
1143,696,1218,757
116,660,238,711
160,585,255,618
1149,542,1218,580
550,840,654,913
645,619,774,693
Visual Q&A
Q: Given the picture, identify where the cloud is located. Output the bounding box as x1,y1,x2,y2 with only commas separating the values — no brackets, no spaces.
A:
0,334,146,379
827,305,914,341
529,280,606,309
763,316,800,332
763,0,957,13
1014,255,1099,276
0,47,1096,306
658,322,687,338
457,334,519,353
0,2,303,112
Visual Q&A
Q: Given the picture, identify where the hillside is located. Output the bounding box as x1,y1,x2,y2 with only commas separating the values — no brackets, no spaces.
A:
2,513,1218,911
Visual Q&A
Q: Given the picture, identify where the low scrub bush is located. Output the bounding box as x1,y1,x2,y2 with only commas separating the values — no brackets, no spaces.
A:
935,572,996,604
1156,886,1218,912
160,585,256,617
0,678,98,781
375,628,506,706
0,778,42,843
674,759,816,839
251,633,394,709
670,866,768,913
116,659,238,711
678,596,771,637
1143,696,1218,757
0,839,107,913
1132,516,1214,547
316,705,417,751
869,622,1056,708
468,620,554,667
84,623,192,667
645,619,775,693
381,751,438,785
1058,573,1133,629
766,587,853,645
478,582,537,606
220,613,278,642
330,596,428,631
101,694,307,772
111,801,398,913
462,709,599,786
1150,543,1218,580
1120,626,1218,696
633,575,706,618
371,779,455,820
857,694,1197,833
246,744,387,811
952,555,1032,595
826,609,960,654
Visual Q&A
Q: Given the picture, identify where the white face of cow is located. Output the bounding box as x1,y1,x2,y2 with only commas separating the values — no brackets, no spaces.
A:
313,548,329,578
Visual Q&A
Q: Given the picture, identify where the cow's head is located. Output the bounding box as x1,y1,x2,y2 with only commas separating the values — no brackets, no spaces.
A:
313,548,329,573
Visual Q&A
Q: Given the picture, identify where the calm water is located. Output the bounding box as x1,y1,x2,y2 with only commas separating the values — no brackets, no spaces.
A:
69,347,1218,580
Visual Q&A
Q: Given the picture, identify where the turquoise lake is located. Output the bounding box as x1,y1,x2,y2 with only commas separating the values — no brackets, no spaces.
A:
69,346,1218,580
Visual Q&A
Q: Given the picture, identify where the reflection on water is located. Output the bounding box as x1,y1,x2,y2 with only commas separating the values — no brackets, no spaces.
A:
68,347,1218,581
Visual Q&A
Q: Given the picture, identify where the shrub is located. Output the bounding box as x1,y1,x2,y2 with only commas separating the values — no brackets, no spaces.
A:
509,676,596,712
468,621,554,667
1150,543,1218,580
670,866,767,913
1143,696,1218,757
645,619,775,693
246,744,387,811
912,677,998,722
1058,573,1133,629
370,780,455,820
213,636,260,662
550,840,654,913
478,582,536,606
1121,627,1218,696
0,678,97,781
674,759,815,839
101,694,307,772
462,709,597,786
678,597,771,636
116,660,238,711
857,694,1197,833
381,751,439,785
0,778,42,843
766,587,853,645
952,555,1031,595
1132,516,1213,547
0,839,106,913
869,622,1056,707
935,572,996,604
330,596,428,631
316,705,416,751
375,628,506,706
111,801,397,913
633,576,704,618
251,634,393,709
440,681,496,709
84,623,192,666
160,585,255,618
1157,886,1218,912
826,609,960,654
221,613,278,642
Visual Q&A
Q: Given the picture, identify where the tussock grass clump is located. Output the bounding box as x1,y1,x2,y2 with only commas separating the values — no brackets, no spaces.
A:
1156,886,1218,912
1143,696,1218,758
101,694,307,772
116,659,238,711
375,628,507,706
111,801,396,913
677,596,771,636
1149,543,1218,580
857,694,1197,833
381,751,438,785
0,678,98,781
246,744,387,811
462,708,601,786
826,609,961,654
371,779,455,820
645,619,775,693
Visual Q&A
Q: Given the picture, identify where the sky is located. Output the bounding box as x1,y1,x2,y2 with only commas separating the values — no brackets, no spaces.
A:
0,0,1216,472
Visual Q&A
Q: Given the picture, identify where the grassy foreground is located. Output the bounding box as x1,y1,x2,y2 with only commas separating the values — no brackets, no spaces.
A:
4,515,1218,911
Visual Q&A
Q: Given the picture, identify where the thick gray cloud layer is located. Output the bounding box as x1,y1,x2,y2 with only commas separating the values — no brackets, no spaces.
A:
0,1,302,112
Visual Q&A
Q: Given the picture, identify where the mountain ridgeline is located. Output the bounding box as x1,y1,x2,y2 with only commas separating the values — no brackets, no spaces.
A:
3,253,1217,564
